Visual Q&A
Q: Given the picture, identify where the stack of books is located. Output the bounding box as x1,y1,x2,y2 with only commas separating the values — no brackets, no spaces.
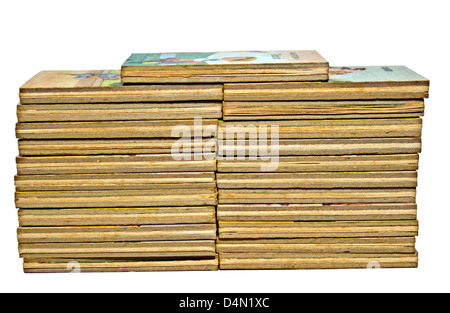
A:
15,70,221,272
216,65,428,269
14,51,429,272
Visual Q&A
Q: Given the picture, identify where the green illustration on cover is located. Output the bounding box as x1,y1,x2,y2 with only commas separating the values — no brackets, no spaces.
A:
124,52,297,66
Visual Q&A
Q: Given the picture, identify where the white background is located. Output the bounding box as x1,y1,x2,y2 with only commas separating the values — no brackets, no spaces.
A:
1,0,449,293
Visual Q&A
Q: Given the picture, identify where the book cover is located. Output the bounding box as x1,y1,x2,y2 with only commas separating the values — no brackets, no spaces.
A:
329,66,429,83
123,50,327,67
20,70,122,89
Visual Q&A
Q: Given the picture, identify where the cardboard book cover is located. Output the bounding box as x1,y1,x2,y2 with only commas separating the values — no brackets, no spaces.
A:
121,50,329,83
223,66,430,101
328,66,429,84
19,70,223,103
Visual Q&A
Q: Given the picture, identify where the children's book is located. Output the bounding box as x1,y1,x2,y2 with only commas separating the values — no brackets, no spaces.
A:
121,50,329,83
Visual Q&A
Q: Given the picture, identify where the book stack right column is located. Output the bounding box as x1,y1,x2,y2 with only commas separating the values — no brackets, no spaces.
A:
216,66,429,269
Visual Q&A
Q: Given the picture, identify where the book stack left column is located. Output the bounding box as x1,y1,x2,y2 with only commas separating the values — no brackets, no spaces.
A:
14,70,222,272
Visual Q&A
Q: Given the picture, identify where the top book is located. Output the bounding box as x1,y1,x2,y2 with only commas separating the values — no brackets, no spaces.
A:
121,50,329,83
